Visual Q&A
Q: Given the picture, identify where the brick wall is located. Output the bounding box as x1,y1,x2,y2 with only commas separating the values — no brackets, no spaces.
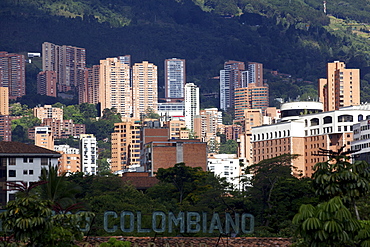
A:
78,236,292,247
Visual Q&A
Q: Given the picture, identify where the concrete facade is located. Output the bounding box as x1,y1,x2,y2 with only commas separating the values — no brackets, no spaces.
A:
34,126,54,150
0,51,25,100
79,134,98,175
142,139,207,176
318,61,360,112
0,87,9,115
165,58,185,99
252,106,370,177
184,83,199,131
99,57,132,118
132,61,158,118
111,119,142,172
37,71,57,97
42,42,86,93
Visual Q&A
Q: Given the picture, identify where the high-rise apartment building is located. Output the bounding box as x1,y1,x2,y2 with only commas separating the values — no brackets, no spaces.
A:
118,55,131,66
220,61,245,110
80,65,100,104
0,51,26,100
318,61,360,112
0,87,9,115
238,109,264,165
184,83,200,131
34,126,54,150
248,62,264,86
42,42,86,93
79,134,97,175
37,71,57,97
99,57,131,117
54,145,80,175
33,105,63,123
132,61,158,118
111,119,142,172
0,115,11,141
234,83,269,119
164,118,189,139
194,108,222,142
165,58,186,99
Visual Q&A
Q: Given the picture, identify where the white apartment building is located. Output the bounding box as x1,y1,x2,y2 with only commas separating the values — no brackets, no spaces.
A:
208,154,248,190
351,119,370,164
184,83,199,131
157,102,185,117
79,134,98,175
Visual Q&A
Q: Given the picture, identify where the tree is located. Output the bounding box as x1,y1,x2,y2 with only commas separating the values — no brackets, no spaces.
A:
248,154,300,227
38,165,81,210
154,163,208,205
79,103,97,119
293,196,365,247
145,107,160,119
0,181,93,246
218,139,238,154
0,188,53,246
293,148,370,246
312,148,370,220
63,105,84,124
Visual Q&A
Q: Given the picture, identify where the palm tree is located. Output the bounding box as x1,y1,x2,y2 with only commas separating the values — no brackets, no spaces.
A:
38,164,81,211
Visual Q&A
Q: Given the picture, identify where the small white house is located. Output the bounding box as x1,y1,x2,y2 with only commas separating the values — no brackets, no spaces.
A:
0,141,61,205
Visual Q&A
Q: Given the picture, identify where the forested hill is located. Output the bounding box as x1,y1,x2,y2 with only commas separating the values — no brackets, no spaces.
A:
1,0,370,105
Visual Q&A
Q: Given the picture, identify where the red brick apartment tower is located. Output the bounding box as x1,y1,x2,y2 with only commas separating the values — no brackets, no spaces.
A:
79,65,100,104
42,42,86,93
37,71,57,97
0,51,25,100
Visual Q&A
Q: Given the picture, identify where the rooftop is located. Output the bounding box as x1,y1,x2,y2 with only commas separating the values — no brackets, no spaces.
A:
0,141,61,156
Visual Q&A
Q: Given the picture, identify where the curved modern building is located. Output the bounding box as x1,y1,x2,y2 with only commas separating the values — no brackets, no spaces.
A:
280,101,323,121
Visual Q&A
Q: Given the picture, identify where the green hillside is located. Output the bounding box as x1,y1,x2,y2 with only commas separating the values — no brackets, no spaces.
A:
1,0,370,106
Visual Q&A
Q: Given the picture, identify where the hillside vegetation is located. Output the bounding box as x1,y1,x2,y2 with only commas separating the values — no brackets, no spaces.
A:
1,0,370,106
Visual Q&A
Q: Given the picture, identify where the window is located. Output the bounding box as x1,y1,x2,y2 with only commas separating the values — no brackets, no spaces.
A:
29,170,34,175
41,158,48,166
9,170,16,177
338,115,353,122
23,158,28,163
311,118,320,126
9,158,15,166
9,194,16,201
323,116,332,124
23,170,28,175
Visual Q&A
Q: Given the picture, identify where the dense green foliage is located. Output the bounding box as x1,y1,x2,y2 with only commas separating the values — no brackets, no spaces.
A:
57,160,317,237
2,0,370,105
293,150,370,246
0,179,93,246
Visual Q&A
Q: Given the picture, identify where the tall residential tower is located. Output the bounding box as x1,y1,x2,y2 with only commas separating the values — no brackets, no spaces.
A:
165,58,186,100
0,52,25,100
132,61,158,118
42,42,86,93
99,57,132,117
318,61,360,112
